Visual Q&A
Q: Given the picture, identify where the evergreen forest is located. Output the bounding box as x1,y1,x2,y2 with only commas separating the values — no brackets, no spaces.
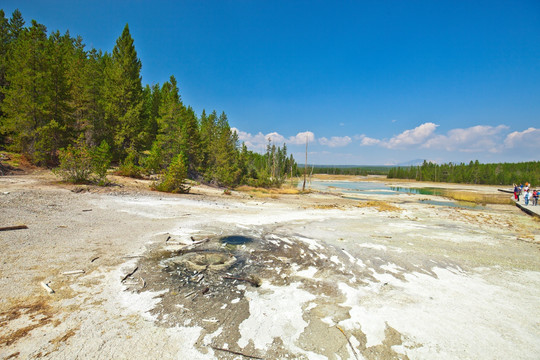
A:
311,166,390,176
387,160,540,186
0,9,297,191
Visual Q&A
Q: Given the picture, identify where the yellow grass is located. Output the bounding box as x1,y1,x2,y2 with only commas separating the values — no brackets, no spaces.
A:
235,185,302,198
312,204,341,210
441,190,513,205
356,200,402,212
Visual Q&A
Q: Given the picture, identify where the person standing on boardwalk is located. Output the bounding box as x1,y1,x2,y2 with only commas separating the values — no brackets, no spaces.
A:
514,184,519,200
524,190,530,205
533,190,538,206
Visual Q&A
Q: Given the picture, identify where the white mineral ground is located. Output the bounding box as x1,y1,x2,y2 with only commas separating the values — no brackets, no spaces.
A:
0,171,539,359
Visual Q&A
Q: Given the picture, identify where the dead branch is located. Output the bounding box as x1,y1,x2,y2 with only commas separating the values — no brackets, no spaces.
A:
183,238,210,249
121,266,139,282
192,274,204,283
41,282,55,294
90,257,100,262
62,270,85,275
0,225,28,232
211,346,264,360
223,275,262,287
122,281,139,286
336,326,359,360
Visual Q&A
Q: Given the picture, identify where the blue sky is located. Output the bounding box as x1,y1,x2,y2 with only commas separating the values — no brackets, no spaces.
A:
3,0,540,165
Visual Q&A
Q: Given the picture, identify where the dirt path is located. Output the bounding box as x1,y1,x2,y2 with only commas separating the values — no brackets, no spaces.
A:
1,172,539,359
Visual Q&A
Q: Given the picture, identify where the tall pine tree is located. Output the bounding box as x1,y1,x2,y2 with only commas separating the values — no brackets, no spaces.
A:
102,24,143,160
1,20,52,163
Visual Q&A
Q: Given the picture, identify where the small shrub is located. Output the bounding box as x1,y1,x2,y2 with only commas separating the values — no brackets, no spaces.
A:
117,148,142,178
142,142,162,175
91,140,112,184
55,137,113,185
153,153,190,193
55,136,93,183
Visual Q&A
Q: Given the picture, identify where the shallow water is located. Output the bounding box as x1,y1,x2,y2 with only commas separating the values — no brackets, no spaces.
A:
418,199,486,209
308,180,484,209
221,235,255,245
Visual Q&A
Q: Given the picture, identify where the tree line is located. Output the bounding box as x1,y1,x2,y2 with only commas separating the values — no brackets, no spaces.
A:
0,9,296,191
312,166,390,176
387,160,540,186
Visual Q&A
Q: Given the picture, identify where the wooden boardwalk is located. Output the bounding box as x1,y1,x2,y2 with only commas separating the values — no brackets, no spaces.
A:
514,195,540,217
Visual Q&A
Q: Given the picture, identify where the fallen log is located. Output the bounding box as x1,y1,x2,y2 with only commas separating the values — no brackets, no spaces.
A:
62,270,85,275
210,346,264,360
0,225,28,232
41,282,55,294
184,238,210,249
122,281,139,286
121,266,139,282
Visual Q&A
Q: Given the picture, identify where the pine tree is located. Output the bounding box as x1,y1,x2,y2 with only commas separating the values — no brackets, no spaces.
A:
154,152,190,193
199,110,217,176
1,20,52,163
8,9,24,43
212,111,240,186
102,24,143,159
0,10,9,146
140,84,157,149
153,76,183,169
0,9,25,148
67,36,99,142
179,105,201,173
86,49,108,146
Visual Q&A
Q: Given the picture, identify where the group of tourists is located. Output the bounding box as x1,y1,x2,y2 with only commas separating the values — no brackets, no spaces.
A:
514,183,538,206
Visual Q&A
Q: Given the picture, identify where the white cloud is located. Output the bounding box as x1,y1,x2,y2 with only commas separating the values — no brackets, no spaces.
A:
231,128,279,150
358,123,438,148
504,127,540,149
288,131,315,145
231,128,314,151
356,134,381,146
423,125,508,153
384,122,439,149
356,123,514,154
318,136,352,147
